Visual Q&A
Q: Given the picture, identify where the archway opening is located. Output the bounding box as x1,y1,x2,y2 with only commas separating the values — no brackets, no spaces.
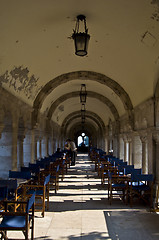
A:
77,132,89,152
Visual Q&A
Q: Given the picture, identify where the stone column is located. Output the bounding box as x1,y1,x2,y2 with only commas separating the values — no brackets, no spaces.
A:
12,123,18,170
18,135,25,168
140,135,148,174
46,135,49,156
123,135,128,162
152,132,159,208
39,138,42,158
153,133,159,184
31,129,35,163
34,137,37,160
128,137,132,165
113,136,117,157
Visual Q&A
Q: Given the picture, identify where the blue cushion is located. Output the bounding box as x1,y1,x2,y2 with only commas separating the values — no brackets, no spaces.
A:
112,183,126,188
35,189,43,195
132,185,150,191
0,216,26,228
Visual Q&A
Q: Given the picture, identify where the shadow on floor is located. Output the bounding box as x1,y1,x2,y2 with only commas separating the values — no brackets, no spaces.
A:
34,231,109,240
104,210,159,240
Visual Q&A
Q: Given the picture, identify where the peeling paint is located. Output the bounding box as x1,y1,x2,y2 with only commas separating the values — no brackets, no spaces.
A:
0,66,42,100
151,0,159,21
151,0,159,7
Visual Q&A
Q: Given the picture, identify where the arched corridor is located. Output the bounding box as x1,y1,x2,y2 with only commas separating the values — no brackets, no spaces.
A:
6,153,159,240
1,1,159,239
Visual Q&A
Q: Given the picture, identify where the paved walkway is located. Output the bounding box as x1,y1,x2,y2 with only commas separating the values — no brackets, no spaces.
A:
9,153,159,240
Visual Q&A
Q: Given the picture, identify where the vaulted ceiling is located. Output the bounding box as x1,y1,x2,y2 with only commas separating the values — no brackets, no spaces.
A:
0,0,159,134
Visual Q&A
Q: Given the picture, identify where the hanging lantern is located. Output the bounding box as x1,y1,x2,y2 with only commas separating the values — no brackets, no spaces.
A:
81,103,85,118
80,84,87,103
72,15,90,56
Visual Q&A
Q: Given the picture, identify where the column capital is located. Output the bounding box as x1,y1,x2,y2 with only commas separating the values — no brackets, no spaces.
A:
140,135,147,143
122,134,131,143
153,132,159,143
140,131,147,143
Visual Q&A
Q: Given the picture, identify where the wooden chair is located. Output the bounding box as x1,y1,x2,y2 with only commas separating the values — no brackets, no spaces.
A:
0,179,24,211
108,171,128,205
59,159,67,181
101,163,110,185
22,174,50,217
0,186,8,211
41,163,60,194
9,170,32,180
129,173,154,208
0,192,35,240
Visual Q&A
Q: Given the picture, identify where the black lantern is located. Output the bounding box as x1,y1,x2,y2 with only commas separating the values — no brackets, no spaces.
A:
80,84,87,103
81,118,85,124
72,15,90,56
81,103,85,119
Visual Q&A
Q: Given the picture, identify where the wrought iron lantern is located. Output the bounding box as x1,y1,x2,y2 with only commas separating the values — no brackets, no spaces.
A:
80,84,87,103
72,15,90,56
81,118,85,124
81,103,85,119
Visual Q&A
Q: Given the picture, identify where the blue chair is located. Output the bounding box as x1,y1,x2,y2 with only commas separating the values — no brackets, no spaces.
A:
0,192,35,240
0,186,8,201
9,170,32,180
108,171,128,205
118,165,134,175
22,174,50,217
0,186,8,211
129,173,154,208
41,164,60,194
0,179,26,213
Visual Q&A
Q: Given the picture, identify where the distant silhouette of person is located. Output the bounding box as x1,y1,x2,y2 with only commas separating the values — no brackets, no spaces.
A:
65,139,77,165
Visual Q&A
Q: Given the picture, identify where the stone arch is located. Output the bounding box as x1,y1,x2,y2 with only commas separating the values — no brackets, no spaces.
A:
63,119,100,148
68,122,96,147
32,71,133,127
61,110,105,133
47,91,119,121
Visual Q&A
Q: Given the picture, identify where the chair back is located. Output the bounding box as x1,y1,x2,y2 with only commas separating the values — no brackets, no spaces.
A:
108,171,112,179
56,165,60,172
0,179,18,190
44,174,50,186
0,186,8,200
29,163,40,173
130,168,142,177
124,165,134,175
131,173,153,182
9,170,31,180
26,191,36,213
21,166,30,172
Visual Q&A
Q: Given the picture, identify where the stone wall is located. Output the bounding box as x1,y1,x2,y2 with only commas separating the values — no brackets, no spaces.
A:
0,86,60,179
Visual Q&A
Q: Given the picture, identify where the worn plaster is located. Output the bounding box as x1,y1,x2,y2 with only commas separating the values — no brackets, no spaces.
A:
0,66,42,100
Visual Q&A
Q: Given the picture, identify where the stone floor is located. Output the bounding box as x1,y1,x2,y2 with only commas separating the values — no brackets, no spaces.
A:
8,153,159,240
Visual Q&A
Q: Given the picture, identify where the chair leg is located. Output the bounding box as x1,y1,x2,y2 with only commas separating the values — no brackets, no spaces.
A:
42,196,45,217
0,231,7,240
47,189,49,210
31,217,34,240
